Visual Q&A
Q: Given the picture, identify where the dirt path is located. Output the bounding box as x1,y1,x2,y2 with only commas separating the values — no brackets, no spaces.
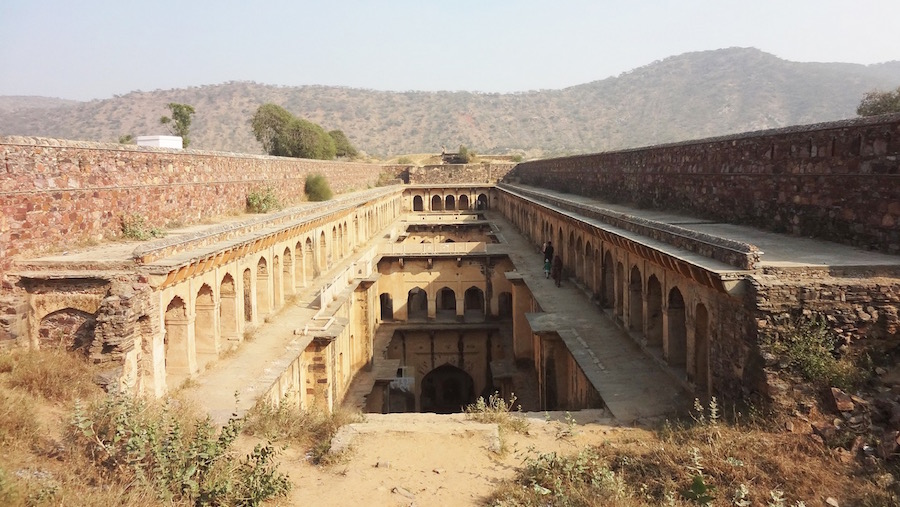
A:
268,411,650,507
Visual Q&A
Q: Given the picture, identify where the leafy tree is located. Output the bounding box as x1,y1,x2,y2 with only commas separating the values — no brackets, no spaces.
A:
857,86,900,116
159,103,195,147
458,145,471,163
328,129,358,158
250,103,338,160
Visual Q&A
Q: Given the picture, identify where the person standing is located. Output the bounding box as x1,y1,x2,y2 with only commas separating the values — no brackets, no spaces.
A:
551,255,563,287
543,240,554,263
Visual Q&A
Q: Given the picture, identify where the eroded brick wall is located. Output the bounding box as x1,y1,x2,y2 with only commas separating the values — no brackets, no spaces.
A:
507,115,900,254
0,137,385,276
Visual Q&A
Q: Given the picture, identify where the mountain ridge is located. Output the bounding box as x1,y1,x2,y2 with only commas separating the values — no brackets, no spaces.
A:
1,47,898,158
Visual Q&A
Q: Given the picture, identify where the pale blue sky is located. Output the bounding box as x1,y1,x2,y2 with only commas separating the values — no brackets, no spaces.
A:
1,0,899,100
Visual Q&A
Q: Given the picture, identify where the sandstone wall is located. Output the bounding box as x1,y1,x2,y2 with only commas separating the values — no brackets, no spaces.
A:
409,163,515,185
0,137,385,277
507,115,900,254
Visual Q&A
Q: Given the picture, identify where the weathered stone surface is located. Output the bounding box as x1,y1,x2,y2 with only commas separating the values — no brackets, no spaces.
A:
831,387,855,412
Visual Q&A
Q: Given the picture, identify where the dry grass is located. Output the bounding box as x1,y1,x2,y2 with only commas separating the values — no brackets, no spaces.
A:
0,348,103,403
488,411,897,507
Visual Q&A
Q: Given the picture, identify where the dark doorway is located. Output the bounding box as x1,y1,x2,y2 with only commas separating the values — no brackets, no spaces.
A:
420,364,476,413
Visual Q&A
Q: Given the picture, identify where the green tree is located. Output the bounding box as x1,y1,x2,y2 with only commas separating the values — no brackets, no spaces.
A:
250,103,338,160
857,86,900,116
328,129,358,158
118,134,134,144
159,103,195,147
458,144,471,163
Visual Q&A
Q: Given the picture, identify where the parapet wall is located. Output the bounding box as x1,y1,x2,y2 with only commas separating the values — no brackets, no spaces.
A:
409,163,515,185
507,115,900,254
0,137,385,278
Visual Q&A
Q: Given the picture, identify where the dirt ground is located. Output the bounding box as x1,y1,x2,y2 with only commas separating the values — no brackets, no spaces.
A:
265,410,646,507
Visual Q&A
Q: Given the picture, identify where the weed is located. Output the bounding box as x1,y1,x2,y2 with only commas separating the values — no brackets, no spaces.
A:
304,173,333,201
246,186,281,213
0,349,102,403
464,392,529,434
765,316,862,390
121,214,165,240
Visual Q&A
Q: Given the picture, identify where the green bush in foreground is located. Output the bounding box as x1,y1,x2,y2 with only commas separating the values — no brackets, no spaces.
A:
304,174,333,202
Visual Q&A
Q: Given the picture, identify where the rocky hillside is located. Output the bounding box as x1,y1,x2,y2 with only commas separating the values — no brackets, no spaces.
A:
1,47,899,158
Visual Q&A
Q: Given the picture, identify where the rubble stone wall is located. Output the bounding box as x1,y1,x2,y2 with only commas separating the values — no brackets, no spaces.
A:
0,137,386,277
507,115,900,254
409,163,515,184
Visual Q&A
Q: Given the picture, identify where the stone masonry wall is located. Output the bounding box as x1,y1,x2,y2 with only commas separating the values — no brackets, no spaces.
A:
507,115,900,254
0,136,386,278
409,163,515,185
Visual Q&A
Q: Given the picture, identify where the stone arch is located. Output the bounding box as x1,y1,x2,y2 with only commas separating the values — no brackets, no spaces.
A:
646,275,663,348
584,241,595,293
413,195,424,211
331,226,338,262
194,283,217,367
693,303,711,395
567,231,576,276
380,293,393,320
431,194,443,211
575,235,584,282
256,256,271,316
437,287,457,317
615,262,625,321
319,231,327,271
305,237,316,279
476,193,488,210
458,194,469,210
242,268,253,323
445,194,456,211
164,296,190,378
38,308,96,355
602,250,614,309
628,266,643,332
219,274,237,341
294,241,305,289
463,286,485,320
283,247,294,296
667,287,687,368
421,363,476,413
272,254,282,309
407,287,428,321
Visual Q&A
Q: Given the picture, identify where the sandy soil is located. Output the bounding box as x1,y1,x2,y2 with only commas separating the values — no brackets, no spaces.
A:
266,411,650,507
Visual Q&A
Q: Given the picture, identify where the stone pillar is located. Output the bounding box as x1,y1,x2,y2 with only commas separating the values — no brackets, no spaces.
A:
507,274,533,360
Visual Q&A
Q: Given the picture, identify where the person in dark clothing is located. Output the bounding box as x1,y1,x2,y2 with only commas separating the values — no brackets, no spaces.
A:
543,240,554,262
551,255,563,287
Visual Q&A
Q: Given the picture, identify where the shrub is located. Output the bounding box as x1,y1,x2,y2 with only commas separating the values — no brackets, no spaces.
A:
464,392,529,434
246,187,281,213
396,156,413,165
121,214,165,240
304,174,333,202
765,316,862,389
70,394,291,505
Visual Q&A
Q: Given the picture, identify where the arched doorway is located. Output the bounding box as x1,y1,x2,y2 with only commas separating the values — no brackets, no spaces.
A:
437,287,456,319
420,364,476,413
458,195,469,210
476,193,488,210
628,266,642,332
164,296,190,378
667,288,687,368
256,257,271,316
242,268,253,323
413,195,424,211
464,286,485,321
498,292,513,319
445,195,456,211
646,275,663,348
283,247,294,296
380,293,394,320
431,195,443,211
194,284,217,367
407,287,428,320
220,274,237,340
602,251,614,309
615,262,625,321
38,308,96,355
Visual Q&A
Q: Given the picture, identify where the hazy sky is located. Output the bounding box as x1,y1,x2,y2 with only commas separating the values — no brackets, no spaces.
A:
1,0,899,101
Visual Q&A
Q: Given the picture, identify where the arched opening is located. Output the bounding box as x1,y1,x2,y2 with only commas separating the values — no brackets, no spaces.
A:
602,251,614,309
380,293,394,321
407,287,428,321
319,231,327,271
567,232,576,276
693,303,710,395
628,266,643,332
194,284,217,368
38,308,96,355
445,195,456,211
463,286,485,321
498,291,513,319
646,275,663,348
331,226,338,263
219,274,237,341
476,193,488,210
413,195,424,211
615,262,625,322
164,296,190,378
337,224,344,259
242,268,253,323
458,195,469,210
667,288,687,368
256,257,271,316
283,247,294,296
420,364,476,413
431,195,443,211
272,255,282,309
436,287,457,319
305,237,316,280
575,236,584,282
294,241,305,289
584,241,595,293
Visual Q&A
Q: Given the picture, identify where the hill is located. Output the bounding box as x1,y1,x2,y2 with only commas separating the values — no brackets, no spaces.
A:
1,47,899,158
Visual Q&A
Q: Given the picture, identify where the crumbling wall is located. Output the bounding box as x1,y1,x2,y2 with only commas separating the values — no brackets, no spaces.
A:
508,115,900,254
409,163,515,184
